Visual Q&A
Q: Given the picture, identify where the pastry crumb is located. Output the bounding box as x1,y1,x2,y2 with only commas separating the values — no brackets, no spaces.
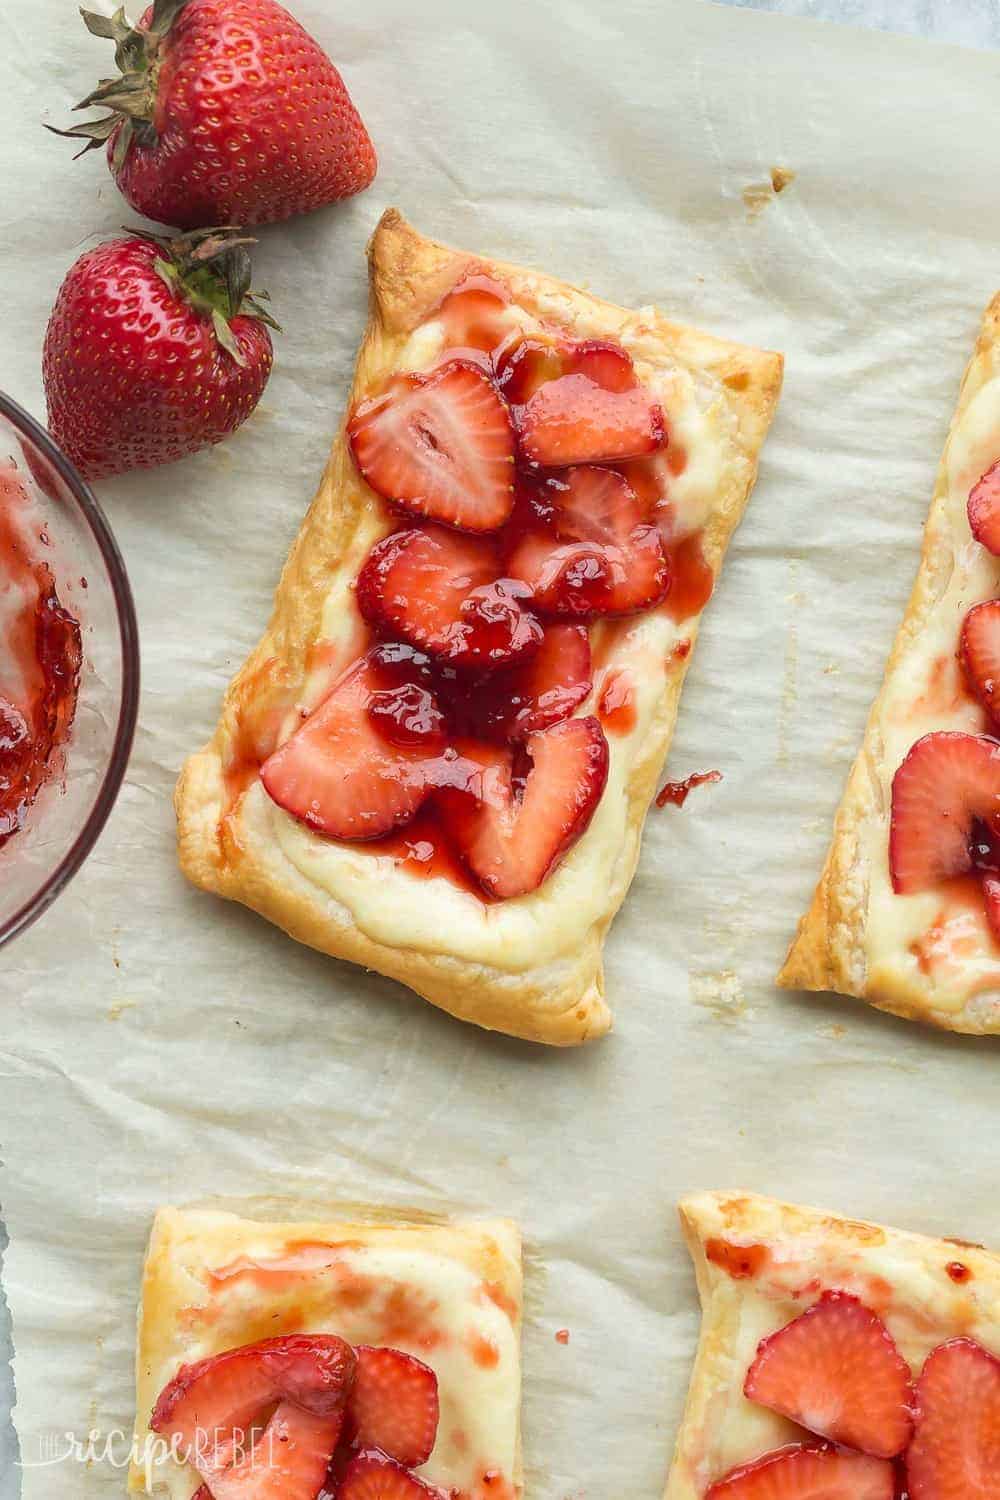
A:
742,166,796,218
691,969,749,1022
818,1022,846,1040
107,1000,136,1021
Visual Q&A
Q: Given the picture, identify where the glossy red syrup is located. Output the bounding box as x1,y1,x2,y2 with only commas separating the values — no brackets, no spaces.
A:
705,1238,769,1279
256,266,720,899
0,464,81,847
554,1328,570,1345
656,769,722,809
661,532,714,622
598,669,637,735
946,1261,973,1283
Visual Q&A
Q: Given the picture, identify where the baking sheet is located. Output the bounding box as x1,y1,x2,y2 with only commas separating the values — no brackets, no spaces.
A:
3,0,1000,1494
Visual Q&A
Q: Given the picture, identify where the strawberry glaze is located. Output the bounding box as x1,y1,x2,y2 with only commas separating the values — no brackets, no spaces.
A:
705,1238,769,1278
597,669,637,735
0,464,81,847
946,1261,972,1283
656,769,722,809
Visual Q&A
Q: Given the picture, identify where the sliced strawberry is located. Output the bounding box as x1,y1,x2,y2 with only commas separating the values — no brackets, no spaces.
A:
506,468,669,617
461,624,592,741
889,732,1000,894
744,1291,913,1458
337,1452,444,1500
968,460,1000,555
983,874,1000,944
357,526,542,671
437,274,511,354
494,335,637,405
561,338,638,393
706,1445,895,1500
437,716,609,898
260,651,436,840
494,336,564,404
518,374,665,467
907,1337,1000,1500
347,1347,439,1468
150,1334,355,1497
960,600,1000,722
348,360,515,532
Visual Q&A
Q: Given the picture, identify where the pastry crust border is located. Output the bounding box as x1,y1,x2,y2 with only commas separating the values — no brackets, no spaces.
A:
777,293,1000,1033
175,208,783,1046
664,1189,1000,1500
129,1203,523,1498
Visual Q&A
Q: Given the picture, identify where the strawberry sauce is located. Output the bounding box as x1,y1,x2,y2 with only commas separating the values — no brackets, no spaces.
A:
656,769,722,809
598,669,637,735
706,1238,769,1278
0,465,81,847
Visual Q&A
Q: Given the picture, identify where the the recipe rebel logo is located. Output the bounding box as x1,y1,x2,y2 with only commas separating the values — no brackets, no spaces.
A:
19,1424,276,1473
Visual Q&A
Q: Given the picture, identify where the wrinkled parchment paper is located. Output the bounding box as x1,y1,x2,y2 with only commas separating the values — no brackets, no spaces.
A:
4,0,1000,1494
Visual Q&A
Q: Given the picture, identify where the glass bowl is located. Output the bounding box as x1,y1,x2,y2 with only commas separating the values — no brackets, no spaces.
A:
0,392,139,947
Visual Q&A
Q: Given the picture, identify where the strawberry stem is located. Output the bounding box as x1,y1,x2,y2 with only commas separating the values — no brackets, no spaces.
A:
47,0,193,164
137,226,280,368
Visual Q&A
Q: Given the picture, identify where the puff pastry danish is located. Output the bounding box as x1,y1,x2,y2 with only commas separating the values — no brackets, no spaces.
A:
779,295,1000,1033
129,1205,522,1500
666,1190,1000,1500
176,209,782,1045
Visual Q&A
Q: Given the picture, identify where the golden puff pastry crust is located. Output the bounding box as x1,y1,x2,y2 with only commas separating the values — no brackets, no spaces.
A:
176,208,783,1046
666,1190,1000,1500
130,1204,523,1500
778,294,1000,1034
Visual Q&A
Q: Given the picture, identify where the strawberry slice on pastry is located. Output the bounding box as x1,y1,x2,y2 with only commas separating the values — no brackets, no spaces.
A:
960,600,1000,724
438,715,609,899
744,1291,914,1458
260,649,440,840
907,1337,1000,1500
337,1452,445,1500
968,460,1000,555
357,526,543,672
458,623,592,742
889,731,1000,894
518,374,665,467
346,1346,439,1467
705,1445,895,1500
348,360,515,533
507,466,670,617
150,1334,355,1499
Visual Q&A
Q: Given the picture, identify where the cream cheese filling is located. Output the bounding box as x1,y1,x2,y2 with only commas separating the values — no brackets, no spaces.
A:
861,375,1000,1015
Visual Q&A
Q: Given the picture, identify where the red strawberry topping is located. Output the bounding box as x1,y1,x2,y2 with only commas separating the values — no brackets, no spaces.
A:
357,527,542,671
907,1338,1000,1500
150,1334,355,1497
506,467,670,617
968,461,1000,555
348,362,516,532
337,1452,444,1500
438,716,609,898
458,624,592,742
744,1292,913,1458
562,339,638,393
517,374,665,467
889,732,1000,894
706,1446,895,1500
983,874,1000,943
960,601,1000,723
260,650,438,840
347,1346,439,1467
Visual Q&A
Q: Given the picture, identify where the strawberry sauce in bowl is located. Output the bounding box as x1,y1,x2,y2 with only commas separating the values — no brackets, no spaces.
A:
0,393,138,947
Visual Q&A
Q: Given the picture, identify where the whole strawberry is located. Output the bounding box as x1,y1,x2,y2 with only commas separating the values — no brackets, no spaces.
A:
43,228,278,479
52,0,377,228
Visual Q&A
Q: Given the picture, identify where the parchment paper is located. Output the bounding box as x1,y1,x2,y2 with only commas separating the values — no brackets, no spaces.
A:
3,0,1000,1495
